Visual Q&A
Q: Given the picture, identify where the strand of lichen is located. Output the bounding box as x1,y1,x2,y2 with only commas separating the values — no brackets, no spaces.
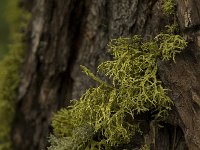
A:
0,1,30,149
48,33,187,150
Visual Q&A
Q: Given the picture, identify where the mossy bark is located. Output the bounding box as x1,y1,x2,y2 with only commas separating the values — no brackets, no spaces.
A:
12,0,200,149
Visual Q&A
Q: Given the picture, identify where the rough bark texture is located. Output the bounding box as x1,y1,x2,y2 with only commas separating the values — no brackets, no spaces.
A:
12,0,200,149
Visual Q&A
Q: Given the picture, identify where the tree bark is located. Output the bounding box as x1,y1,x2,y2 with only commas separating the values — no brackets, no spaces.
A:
12,0,200,149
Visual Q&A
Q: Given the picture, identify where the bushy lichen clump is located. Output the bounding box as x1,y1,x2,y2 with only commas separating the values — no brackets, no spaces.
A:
162,0,175,15
0,1,30,149
48,33,187,150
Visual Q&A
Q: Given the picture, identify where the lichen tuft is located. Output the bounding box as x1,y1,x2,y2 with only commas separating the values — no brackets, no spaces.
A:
162,0,175,15
48,33,187,150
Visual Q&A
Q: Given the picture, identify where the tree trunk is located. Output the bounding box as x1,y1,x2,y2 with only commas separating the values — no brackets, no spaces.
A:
12,0,200,149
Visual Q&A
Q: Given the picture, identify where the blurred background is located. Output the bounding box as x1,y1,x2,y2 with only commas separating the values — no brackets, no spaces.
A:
0,1,28,149
0,0,21,59
0,0,10,58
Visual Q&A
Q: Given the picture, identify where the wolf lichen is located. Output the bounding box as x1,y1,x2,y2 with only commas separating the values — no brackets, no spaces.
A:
162,0,175,15
48,33,187,150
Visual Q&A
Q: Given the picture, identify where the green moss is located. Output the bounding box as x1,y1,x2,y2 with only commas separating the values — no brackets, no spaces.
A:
48,32,187,150
0,1,30,149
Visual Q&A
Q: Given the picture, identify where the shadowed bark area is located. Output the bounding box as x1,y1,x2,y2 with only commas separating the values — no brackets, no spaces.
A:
12,0,200,149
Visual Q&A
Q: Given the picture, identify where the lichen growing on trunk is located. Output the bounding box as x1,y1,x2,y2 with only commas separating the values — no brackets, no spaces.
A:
48,33,187,150
47,0,188,149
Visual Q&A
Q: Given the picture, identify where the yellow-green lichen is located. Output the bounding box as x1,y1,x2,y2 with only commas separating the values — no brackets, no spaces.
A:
48,33,187,150
162,0,175,15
